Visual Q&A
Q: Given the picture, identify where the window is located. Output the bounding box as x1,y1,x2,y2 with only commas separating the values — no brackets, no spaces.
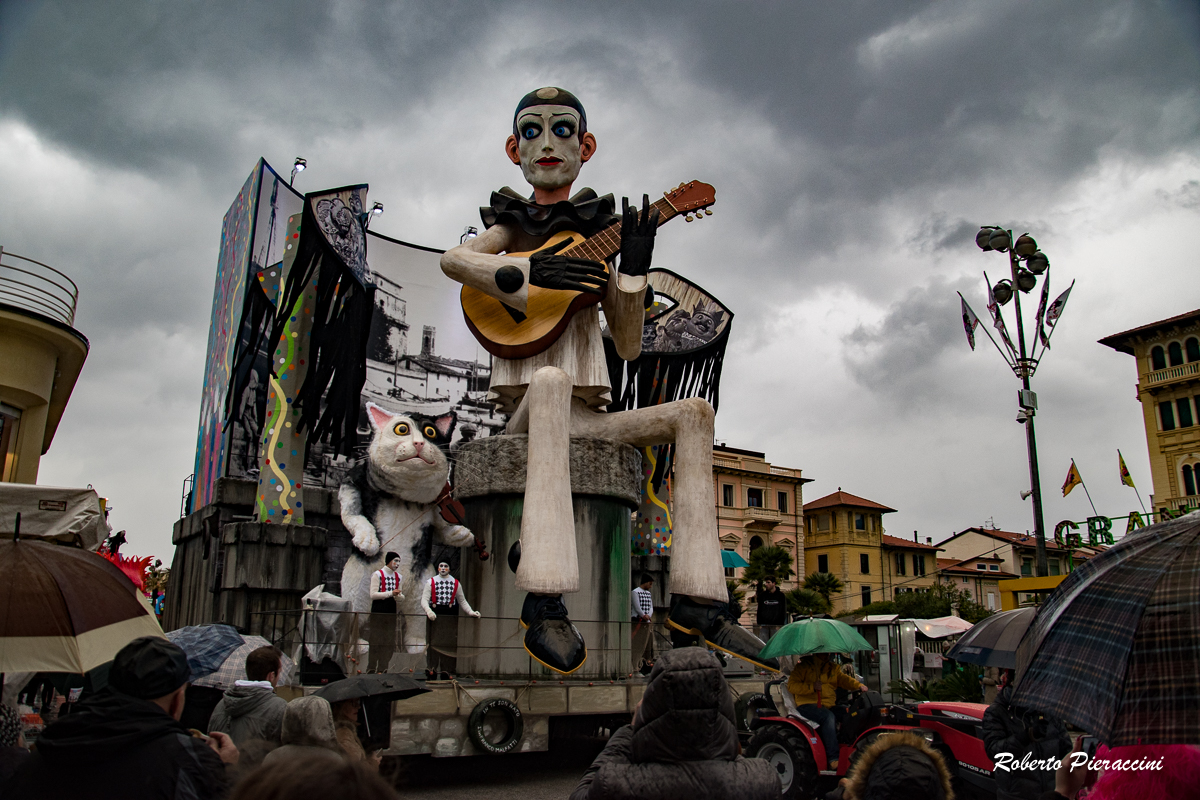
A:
861,585,872,606
962,577,969,584
722,484,734,507
913,554,925,576
747,488,763,508
989,564,999,571
895,553,906,575
816,514,830,532
860,554,870,574
1179,398,1195,428
1169,341,1184,367
777,491,788,513
0,404,21,483
1161,401,1176,432
1184,464,1197,497
1151,346,1166,371
1049,559,1060,576
749,535,764,553
724,566,734,578
1021,557,1033,577
818,554,829,573
855,513,866,531
987,592,996,610
976,563,987,570
1188,337,1200,364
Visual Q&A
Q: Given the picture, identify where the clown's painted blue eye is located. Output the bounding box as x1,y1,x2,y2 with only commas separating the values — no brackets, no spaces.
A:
521,124,542,140
552,122,574,137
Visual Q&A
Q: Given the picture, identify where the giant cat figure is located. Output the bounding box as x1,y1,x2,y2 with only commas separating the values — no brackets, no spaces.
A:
339,402,476,654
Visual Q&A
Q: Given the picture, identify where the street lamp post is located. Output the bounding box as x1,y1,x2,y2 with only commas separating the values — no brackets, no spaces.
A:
971,227,1065,578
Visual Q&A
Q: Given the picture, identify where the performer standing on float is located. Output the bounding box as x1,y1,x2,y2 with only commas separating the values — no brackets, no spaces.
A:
441,87,774,674
367,552,404,673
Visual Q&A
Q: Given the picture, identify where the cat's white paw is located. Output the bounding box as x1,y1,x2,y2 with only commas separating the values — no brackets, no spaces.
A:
425,610,437,621
347,518,379,555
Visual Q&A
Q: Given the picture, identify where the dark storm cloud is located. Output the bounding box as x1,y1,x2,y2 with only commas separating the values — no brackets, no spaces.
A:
843,274,980,406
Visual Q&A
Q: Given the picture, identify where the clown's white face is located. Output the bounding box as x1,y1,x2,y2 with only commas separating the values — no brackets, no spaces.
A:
437,563,451,577
506,104,596,198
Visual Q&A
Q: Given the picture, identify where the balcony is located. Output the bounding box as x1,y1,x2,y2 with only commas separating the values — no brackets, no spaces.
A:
743,506,781,527
0,248,79,327
1144,361,1200,387
1163,496,1200,513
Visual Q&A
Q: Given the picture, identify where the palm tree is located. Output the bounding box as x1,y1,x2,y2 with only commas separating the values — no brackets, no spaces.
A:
739,545,795,590
785,587,831,617
802,572,844,604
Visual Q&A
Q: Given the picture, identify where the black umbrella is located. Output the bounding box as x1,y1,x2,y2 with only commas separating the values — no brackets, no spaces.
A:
946,607,1036,669
312,673,428,705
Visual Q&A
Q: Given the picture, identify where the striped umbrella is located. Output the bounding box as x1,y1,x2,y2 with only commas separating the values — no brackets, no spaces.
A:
1015,512,1200,745
947,607,1035,668
0,538,165,673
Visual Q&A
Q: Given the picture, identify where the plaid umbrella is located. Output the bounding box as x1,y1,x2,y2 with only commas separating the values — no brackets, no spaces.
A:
164,624,245,680
947,607,1035,669
1015,512,1200,745
192,635,296,689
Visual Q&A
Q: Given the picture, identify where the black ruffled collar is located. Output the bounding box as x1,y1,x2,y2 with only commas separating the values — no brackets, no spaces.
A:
480,186,618,238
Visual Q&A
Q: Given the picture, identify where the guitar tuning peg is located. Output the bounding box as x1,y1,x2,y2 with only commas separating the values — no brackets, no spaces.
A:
705,209,713,216
685,214,694,222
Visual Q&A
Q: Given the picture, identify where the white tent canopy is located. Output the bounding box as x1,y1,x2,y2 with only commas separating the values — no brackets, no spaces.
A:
0,484,111,549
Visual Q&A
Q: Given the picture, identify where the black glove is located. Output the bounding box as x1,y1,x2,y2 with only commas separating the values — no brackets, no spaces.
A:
528,239,608,296
619,194,658,277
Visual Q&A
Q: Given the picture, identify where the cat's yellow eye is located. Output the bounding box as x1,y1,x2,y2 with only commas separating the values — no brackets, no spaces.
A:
423,425,437,439
393,422,409,436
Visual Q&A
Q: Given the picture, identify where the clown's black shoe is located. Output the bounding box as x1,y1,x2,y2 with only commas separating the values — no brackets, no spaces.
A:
666,595,780,672
520,593,587,675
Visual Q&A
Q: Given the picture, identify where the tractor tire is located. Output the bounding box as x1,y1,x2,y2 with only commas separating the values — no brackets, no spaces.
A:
734,692,779,733
747,724,819,800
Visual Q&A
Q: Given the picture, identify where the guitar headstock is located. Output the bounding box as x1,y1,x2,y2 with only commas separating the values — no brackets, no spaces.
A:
663,180,716,222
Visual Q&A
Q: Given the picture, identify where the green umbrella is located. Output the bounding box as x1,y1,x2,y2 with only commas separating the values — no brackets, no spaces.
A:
758,617,875,660
721,549,749,568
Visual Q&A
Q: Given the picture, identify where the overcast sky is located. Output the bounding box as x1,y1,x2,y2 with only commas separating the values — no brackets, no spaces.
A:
2,1,1198,562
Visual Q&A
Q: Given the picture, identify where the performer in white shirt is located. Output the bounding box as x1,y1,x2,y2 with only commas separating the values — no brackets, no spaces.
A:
422,561,481,620
367,552,404,672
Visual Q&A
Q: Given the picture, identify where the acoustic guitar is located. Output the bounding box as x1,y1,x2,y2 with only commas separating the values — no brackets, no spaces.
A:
461,180,716,359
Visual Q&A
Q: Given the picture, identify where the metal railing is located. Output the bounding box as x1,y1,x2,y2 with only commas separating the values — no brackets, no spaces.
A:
0,247,79,327
249,608,648,683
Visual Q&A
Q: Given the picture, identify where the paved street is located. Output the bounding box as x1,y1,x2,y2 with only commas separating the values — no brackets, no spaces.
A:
386,739,607,799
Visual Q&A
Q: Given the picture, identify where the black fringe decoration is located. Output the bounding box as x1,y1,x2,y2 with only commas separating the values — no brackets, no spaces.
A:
273,194,376,460
603,326,730,491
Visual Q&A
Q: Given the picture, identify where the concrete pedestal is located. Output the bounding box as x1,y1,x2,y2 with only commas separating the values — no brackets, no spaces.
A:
452,435,641,679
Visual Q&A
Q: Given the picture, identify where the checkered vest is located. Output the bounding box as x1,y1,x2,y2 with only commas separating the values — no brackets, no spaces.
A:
430,575,460,609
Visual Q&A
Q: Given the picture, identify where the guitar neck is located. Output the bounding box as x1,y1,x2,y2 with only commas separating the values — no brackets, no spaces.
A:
565,197,679,264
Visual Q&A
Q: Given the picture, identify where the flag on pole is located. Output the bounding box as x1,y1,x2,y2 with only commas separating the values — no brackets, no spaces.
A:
984,271,1016,355
1044,280,1074,343
1035,269,1051,348
960,294,981,351
1118,450,1136,488
1062,460,1083,497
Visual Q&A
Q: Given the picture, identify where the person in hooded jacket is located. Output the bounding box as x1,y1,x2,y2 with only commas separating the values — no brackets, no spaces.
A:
839,731,954,800
5,637,238,800
982,685,1071,800
208,645,287,746
569,647,781,800
261,695,343,768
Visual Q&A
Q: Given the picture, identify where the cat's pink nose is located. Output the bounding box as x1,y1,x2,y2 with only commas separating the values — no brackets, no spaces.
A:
413,441,423,453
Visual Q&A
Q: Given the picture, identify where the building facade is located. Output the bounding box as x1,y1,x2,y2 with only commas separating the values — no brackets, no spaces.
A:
880,534,943,598
712,444,809,589
936,556,1018,612
937,526,1096,579
1099,309,1200,517
802,490,897,614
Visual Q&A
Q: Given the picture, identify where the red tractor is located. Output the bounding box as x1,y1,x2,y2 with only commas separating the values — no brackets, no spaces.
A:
739,688,996,799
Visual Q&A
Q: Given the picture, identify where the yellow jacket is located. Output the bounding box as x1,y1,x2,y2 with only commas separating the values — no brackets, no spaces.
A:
787,657,861,707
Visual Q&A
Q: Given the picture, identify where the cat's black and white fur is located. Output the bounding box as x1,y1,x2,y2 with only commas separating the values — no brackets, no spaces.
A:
339,403,475,654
